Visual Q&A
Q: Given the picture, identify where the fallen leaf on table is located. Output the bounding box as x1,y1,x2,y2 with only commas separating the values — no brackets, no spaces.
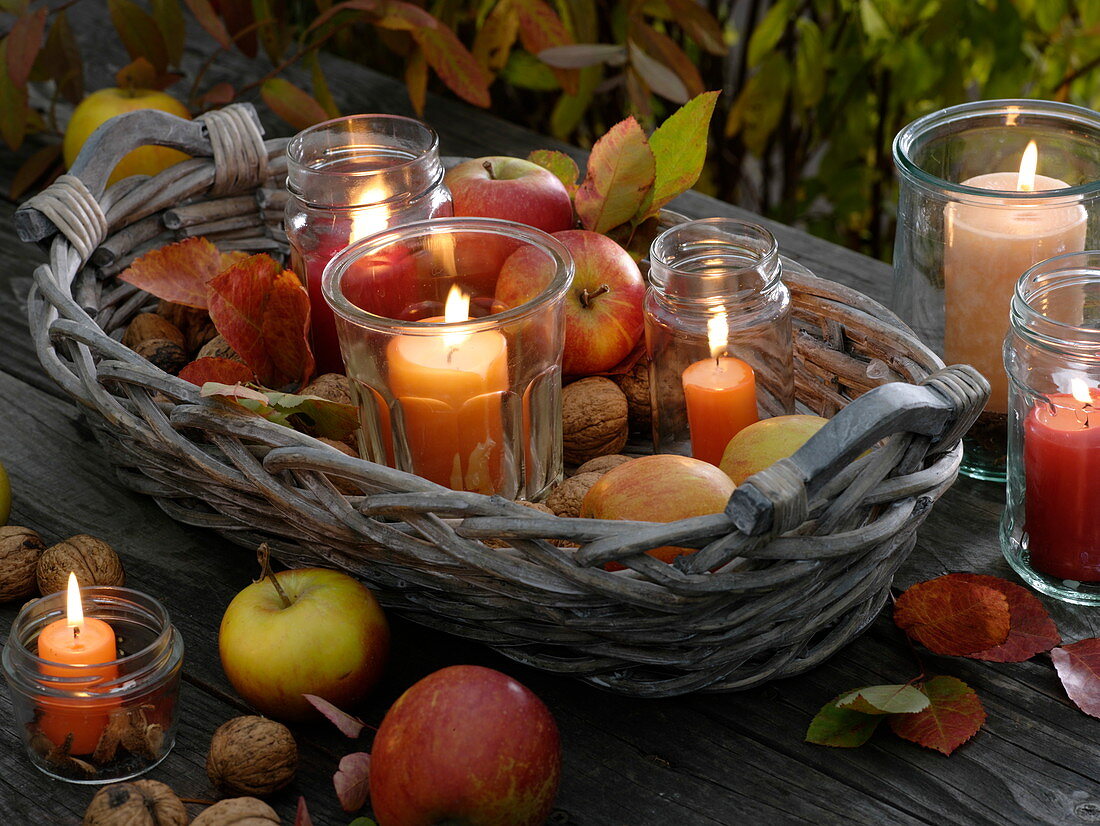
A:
888,676,985,755
295,796,314,826
304,693,366,738
1052,638,1100,718
179,357,256,387
201,382,359,442
894,574,1011,656
951,573,1060,662
836,684,930,715
805,696,882,748
120,237,222,309
334,752,372,813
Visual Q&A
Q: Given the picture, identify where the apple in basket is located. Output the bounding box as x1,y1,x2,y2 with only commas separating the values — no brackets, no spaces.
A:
445,156,574,235
219,567,389,721
719,414,830,485
497,229,645,375
370,665,561,826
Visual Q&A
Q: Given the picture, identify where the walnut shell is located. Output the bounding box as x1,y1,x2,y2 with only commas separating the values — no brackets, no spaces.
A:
122,313,186,351
316,438,360,495
38,534,125,595
83,779,188,826
300,373,352,406
157,301,216,355
0,526,46,602
616,357,651,432
206,716,297,797
133,338,188,375
197,335,243,363
545,472,602,518
575,454,633,476
191,797,280,826
561,377,628,466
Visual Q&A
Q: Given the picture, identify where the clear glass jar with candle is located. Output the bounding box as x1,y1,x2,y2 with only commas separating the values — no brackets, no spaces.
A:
1002,251,1100,605
892,99,1100,482
645,218,795,464
322,217,573,500
286,114,453,375
1,585,184,782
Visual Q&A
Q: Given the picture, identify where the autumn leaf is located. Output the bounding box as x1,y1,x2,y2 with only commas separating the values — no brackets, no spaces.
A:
404,47,428,116
512,0,578,94
637,90,720,221
334,752,372,812
888,676,986,756
665,0,726,54
261,78,329,131
0,42,28,151
304,694,366,738
181,0,232,48
200,384,358,442
120,237,223,309
411,23,492,108
109,0,169,73
295,797,314,826
200,82,236,108
472,0,519,74
805,697,882,748
7,8,47,88
1052,638,1100,718
894,574,1011,656
151,0,185,67
178,357,256,387
527,149,580,197
207,255,315,389
574,117,656,234
38,12,83,104
951,573,1060,662
836,684,930,715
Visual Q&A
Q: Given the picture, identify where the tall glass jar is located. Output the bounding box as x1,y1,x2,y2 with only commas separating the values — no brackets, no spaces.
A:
286,115,453,375
645,219,795,464
1003,251,1100,604
892,99,1100,482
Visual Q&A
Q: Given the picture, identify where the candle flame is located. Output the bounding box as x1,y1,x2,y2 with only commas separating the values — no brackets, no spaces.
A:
1072,377,1092,404
442,284,470,348
349,186,392,243
707,311,728,360
66,572,83,630
1017,141,1038,192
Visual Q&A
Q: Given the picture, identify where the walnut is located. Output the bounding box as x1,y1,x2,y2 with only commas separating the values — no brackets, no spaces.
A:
575,454,632,476
191,798,280,826
132,338,188,375
300,373,352,405
316,438,361,495
197,335,243,363
545,472,602,518
83,779,187,826
157,301,216,355
561,377,628,466
122,314,185,351
188,319,220,356
206,716,297,797
0,526,46,602
38,535,125,595
616,357,651,432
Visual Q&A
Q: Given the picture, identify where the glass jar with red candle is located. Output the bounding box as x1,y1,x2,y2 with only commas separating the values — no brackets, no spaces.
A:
286,115,453,375
645,218,795,465
1003,251,1100,604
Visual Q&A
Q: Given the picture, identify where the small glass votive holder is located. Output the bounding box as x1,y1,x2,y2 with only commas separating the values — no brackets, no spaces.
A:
1003,251,1100,604
322,217,573,500
1,587,184,782
892,99,1100,482
644,218,795,464
286,114,453,374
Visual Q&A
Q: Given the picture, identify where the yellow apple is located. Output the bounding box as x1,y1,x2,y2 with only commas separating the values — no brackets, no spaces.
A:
63,88,191,186
719,414,829,485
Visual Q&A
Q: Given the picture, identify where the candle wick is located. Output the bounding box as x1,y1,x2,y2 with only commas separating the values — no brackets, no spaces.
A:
73,626,80,640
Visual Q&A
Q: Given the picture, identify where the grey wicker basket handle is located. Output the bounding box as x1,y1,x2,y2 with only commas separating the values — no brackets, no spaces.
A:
15,103,267,246
726,363,989,537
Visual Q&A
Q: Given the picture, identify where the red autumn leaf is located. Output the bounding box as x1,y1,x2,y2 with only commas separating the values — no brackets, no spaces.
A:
261,78,329,132
120,237,223,309
304,693,366,738
7,8,47,88
893,574,1011,656
411,23,492,108
512,0,578,94
1052,638,1100,718
295,796,314,826
575,117,656,234
178,357,256,387
888,676,986,756
951,573,1060,662
200,82,236,108
334,752,371,812
181,0,232,48
207,254,315,389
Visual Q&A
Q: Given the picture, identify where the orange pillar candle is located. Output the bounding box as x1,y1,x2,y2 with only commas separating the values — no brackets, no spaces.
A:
682,311,759,466
388,286,509,493
36,573,118,755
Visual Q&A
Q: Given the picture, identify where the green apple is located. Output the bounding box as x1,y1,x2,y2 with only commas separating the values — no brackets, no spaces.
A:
719,414,829,485
219,568,389,721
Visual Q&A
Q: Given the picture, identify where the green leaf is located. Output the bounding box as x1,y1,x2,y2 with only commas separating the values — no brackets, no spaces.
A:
527,148,580,196
0,41,28,151
109,0,170,73
550,64,599,139
574,116,656,234
836,684,931,715
404,46,428,115
261,78,329,131
724,52,789,156
181,0,232,48
6,9,46,88
747,0,792,68
472,0,519,73
308,52,341,119
859,0,891,40
412,22,492,107
512,0,578,94
501,48,559,90
348,819,378,826
637,89,718,221
152,0,185,66
793,17,825,107
201,384,360,442
252,0,284,63
37,12,82,104
805,697,882,748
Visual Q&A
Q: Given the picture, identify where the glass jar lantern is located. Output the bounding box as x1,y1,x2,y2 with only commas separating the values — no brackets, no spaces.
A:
1003,251,1100,604
645,219,795,464
286,114,453,375
892,99,1100,482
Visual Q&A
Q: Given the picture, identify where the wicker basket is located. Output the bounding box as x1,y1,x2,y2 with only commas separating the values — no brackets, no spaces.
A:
16,104,988,697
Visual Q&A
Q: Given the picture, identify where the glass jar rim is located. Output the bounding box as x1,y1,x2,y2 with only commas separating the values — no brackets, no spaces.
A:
893,98,1100,201
1012,250,1100,350
321,217,574,333
649,217,782,293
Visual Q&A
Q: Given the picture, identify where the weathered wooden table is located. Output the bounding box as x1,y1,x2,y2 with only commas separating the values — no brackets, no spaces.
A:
3,21,1100,826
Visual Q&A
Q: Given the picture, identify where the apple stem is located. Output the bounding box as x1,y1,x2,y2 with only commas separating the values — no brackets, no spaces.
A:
482,160,496,180
256,543,293,609
579,284,610,308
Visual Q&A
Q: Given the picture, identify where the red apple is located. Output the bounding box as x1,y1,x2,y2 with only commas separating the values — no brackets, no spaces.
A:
370,665,561,826
219,568,389,721
445,156,574,234
497,229,645,375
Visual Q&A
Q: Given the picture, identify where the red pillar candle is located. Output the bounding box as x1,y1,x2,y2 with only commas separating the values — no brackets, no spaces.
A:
1024,383,1100,581
36,574,119,755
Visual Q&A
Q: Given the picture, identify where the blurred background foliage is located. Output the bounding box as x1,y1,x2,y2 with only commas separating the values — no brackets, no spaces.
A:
3,0,1100,261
